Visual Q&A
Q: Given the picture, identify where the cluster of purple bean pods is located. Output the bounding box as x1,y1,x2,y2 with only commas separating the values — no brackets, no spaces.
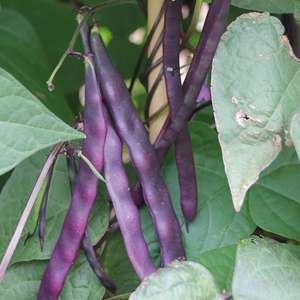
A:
37,0,230,299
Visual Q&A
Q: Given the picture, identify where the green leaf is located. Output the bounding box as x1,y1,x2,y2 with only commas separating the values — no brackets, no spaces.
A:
0,253,105,300
0,9,73,120
100,231,140,295
198,245,237,291
130,261,222,300
0,151,109,263
0,1,83,94
249,147,300,241
232,237,300,300
140,121,255,262
231,0,296,13
0,68,83,175
212,12,300,211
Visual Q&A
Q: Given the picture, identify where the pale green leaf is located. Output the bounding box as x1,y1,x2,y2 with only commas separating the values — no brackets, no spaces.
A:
130,261,222,300
0,68,83,175
232,237,300,300
212,13,300,211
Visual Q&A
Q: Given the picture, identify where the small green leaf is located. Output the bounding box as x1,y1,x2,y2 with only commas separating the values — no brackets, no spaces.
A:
130,261,222,300
232,237,300,300
0,68,83,175
231,0,296,14
212,13,300,211
0,253,105,300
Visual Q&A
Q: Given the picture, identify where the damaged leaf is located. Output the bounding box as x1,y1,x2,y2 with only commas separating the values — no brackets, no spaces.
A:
212,13,300,211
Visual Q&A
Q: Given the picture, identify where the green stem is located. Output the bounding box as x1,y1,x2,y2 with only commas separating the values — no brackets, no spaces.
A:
77,151,106,183
105,292,131,300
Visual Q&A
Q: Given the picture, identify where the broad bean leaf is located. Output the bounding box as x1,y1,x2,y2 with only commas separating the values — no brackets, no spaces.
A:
212,13,300,211
0,67,82,175
232,237,300,300
0,151,109,263
198,245,237,291
0,253,105,300
249,147,300,241
130,261,222,300
231,0,296,14
140,121,255,263
0,9,73,120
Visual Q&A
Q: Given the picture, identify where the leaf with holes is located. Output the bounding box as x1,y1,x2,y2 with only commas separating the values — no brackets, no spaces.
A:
212,13,300,211
0,68,83,176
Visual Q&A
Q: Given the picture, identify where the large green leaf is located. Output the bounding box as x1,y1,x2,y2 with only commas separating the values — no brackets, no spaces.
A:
130,261,222,300
0,253,105,300
100,231,140,295
212,13,300,211
249,147,300,241
0,9,73,120
140,121,255,262
231,0,296,13
0,68,82,175
0,151,109,263
198,245,237,291
232,237,300,300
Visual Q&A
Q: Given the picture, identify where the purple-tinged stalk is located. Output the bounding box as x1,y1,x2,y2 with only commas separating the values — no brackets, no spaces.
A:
0,144,63,282
90,26,185,266
82,231,117,292
103,111,156,279
157,0,231,150
163,0,197,222
37,25,107,300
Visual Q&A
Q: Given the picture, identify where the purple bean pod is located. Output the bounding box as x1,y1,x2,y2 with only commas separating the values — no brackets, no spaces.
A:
90,27,185,266
157,0,231,150
103,110,156,279
82,231,117,293
163,0,197,222
129,0,228,207
37,24,107,300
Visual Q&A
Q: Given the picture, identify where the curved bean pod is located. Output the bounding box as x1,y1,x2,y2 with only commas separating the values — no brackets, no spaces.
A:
90,27,185,266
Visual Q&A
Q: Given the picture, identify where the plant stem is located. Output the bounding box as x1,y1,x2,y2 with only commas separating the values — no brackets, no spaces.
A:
77,150,106,183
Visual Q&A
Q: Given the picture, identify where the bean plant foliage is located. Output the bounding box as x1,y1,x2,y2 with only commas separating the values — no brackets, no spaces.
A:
0,0,300,299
